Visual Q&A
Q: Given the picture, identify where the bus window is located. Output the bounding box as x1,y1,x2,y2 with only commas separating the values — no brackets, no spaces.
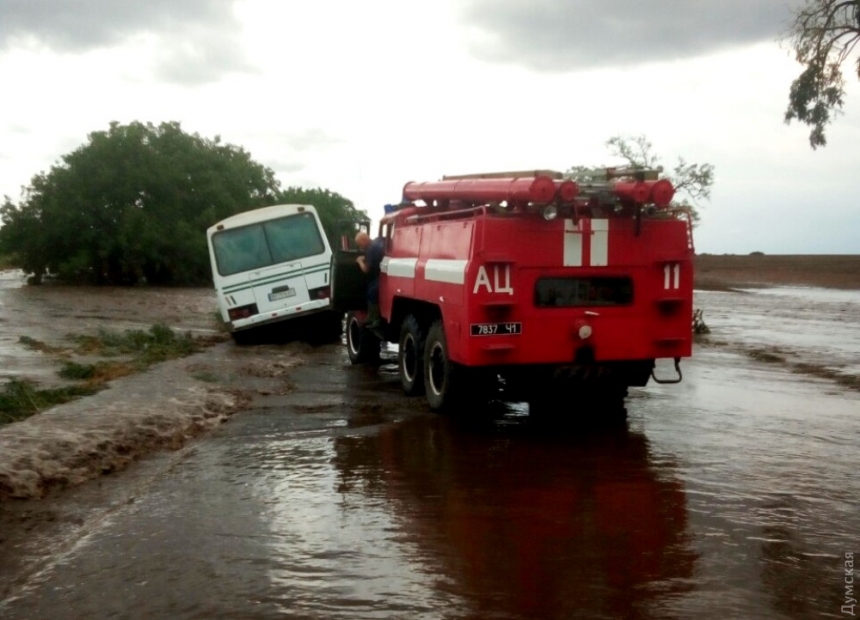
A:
265,213,325,264
212,224,272,276
213,213,326,277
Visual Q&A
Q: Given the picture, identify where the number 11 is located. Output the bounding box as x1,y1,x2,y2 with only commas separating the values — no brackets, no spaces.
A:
664,264,680,290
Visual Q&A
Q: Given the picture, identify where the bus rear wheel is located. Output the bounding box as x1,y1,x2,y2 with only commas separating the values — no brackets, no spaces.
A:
230,329,254,346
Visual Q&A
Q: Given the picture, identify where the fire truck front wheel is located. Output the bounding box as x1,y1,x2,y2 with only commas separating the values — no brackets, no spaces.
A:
398,315,425,396
346,311,380,365
423,320,463,412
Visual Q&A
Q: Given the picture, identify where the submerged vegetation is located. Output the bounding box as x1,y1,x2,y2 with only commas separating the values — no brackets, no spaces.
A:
2,323,216,426
693,309,710,335
0,380,97,425
69,323,200,364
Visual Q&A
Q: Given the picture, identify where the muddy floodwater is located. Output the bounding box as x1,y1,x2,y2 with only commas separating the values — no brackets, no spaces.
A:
1,280,859,619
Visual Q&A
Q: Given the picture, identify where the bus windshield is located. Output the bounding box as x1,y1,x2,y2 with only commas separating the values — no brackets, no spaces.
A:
212,212,326,276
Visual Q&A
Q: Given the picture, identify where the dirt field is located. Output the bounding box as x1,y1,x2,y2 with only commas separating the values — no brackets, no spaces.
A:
695,254,860,290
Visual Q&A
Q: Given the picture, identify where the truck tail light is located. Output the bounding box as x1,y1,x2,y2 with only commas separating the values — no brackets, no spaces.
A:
228,303,258,321
309,286,331,300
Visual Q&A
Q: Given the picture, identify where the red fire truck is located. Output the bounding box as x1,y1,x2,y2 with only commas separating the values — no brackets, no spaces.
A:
332,169,693,415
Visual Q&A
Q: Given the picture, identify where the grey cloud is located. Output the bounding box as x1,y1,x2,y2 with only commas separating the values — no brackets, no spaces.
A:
0,0,252,83
268,160,308,175
284,129,344,152
153,29,257,85
460,0,793,71
259,129,344,175
0,0,233,50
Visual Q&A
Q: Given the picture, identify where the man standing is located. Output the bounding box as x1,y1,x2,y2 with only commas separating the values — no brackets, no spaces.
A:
354,231,385,334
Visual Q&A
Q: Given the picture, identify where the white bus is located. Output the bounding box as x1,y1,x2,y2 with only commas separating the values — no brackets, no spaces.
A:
206,204,342,343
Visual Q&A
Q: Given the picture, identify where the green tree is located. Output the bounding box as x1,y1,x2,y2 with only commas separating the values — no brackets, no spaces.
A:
568,135,715,225
273,186,365,251
784,0,860,148
0,121,361,285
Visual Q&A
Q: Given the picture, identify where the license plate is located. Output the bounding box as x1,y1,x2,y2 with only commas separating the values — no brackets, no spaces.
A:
268,288,297,301
470,322,522,336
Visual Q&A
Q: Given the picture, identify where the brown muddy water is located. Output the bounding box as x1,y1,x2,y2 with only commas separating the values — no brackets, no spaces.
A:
0,278,859,619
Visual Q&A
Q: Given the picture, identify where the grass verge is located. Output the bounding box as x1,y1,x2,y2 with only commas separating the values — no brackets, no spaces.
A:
2,323,217,426
0,380,98,425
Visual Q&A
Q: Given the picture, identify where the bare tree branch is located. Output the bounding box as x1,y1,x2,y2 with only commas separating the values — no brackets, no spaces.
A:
567,135,714,226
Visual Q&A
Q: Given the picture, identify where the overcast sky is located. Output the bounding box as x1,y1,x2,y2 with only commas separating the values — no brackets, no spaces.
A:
1,0,858,254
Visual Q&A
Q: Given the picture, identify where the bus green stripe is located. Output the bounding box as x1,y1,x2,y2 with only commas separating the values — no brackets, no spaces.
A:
221,263,330,294
222,264,329,293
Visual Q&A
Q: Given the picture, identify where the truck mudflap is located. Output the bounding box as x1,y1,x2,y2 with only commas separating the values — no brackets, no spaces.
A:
650,357,683,384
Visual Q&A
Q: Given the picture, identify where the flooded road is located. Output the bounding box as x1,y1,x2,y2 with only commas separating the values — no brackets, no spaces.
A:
1,286,859,619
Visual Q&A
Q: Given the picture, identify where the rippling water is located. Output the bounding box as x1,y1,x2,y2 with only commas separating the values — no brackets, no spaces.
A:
696,286,860,372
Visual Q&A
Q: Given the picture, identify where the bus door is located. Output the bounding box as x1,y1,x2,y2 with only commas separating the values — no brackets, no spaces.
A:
248,259,313,314
331,219,371,312
249,210,330,314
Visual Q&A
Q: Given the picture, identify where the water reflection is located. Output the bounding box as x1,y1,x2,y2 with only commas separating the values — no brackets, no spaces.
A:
333,414,698,619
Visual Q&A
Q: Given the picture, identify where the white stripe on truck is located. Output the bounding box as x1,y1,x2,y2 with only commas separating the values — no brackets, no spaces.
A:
591,219,609,267
383,257,417,278
563,219,583,267
424,259,468,284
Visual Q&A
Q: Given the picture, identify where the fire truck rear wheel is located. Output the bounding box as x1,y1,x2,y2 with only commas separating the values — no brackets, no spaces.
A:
424,320,460,412
398,315,425,396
